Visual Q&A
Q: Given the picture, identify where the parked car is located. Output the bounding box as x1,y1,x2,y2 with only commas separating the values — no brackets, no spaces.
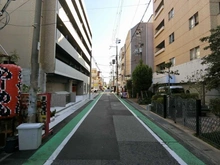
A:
157,86,185,95
120,92,128,98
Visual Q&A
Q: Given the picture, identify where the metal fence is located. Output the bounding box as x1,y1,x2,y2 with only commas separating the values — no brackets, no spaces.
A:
151,95,220,149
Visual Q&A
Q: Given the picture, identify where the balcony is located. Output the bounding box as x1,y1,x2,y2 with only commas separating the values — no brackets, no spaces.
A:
154,48,165,57
154,26,164,38
154,0,164,20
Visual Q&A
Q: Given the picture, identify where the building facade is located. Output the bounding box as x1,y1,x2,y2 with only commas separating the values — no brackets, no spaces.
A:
0,0,92,96
119,20,154,89
91,68,103,91
153,0,220,87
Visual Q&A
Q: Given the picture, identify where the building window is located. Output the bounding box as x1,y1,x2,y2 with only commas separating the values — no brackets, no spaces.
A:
156,62,165,71
170,57,175,66
155,0,164,18
155,40,165,53
189,12,199,29
190,46,200,60
155,20,164,34
169,33,174,44
168,8,174,20
219,2,220,13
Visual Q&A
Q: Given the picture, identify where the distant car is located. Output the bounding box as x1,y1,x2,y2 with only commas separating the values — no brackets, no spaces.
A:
91,89,98,93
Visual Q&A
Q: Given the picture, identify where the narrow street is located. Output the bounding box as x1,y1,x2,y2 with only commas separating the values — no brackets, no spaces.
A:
20,92,205,165
51,92,179,165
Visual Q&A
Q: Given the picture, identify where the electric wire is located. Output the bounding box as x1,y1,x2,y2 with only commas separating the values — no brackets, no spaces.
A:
0,0,31,29
8,0,31,15
111,0,124,44
0,11,10,30
123,0,152,61
108,0,152,81
86,3,147,10
129,0,141,28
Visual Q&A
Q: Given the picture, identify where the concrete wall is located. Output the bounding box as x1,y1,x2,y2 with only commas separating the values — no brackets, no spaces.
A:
51,92,76,107
0,1,36,69
51,93,67,107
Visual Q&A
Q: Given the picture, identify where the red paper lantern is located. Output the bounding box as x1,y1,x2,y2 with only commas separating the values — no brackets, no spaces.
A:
0,64,21,118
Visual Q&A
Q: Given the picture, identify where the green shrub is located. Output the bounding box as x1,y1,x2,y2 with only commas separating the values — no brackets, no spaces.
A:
179,93,199,99
151,93,199,104
138,98,151,105
151,94,164,104
209,98,220,116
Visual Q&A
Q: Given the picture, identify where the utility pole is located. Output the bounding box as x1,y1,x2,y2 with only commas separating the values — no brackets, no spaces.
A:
28,0,42,123
112,59,115,87
89,51,92,99
116,38,120,95
109,39,120,94
116,44,119,95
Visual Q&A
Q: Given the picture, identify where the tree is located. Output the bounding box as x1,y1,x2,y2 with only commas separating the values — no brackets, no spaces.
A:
132,60,152,99
200,26,220,92
185,69,206,105
156,62,179,94
126,79,132,98
0,49,19,64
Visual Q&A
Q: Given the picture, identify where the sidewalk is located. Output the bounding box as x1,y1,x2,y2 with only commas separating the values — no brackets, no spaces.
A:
127,98,220,165
49,93,98,130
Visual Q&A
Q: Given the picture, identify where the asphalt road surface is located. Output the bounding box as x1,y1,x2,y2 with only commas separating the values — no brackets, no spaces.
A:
21,92,206,165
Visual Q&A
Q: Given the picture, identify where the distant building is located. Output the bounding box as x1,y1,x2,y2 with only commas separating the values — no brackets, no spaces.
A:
119,19,154,89
91,68,103,90
0,0,92,96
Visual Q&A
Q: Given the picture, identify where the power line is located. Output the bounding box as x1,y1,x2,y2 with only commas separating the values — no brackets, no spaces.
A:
129,0,141,28
7,0,31,15
0,0,31,29
111,0,124,44
124,0,152,59
86,3,147,10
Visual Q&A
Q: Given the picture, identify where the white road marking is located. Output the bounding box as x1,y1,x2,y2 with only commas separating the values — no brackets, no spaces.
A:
43,94,102,165
119,99,187,165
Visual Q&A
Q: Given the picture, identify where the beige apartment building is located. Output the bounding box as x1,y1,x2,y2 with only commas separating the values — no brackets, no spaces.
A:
153,0,220,90
91,68,104,91
0,0,92,98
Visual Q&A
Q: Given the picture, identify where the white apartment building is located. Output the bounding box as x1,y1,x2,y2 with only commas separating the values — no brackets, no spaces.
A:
0,0,92,96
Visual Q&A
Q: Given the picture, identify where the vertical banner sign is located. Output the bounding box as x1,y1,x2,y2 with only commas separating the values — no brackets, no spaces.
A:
0,64,21,118
37,93,51,138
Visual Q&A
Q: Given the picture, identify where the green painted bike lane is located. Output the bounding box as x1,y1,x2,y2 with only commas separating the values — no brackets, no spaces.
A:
23,94,102,165
119,96,206,165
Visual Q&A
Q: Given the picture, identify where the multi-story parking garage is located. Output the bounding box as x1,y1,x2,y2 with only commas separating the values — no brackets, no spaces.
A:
0,0,92,99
